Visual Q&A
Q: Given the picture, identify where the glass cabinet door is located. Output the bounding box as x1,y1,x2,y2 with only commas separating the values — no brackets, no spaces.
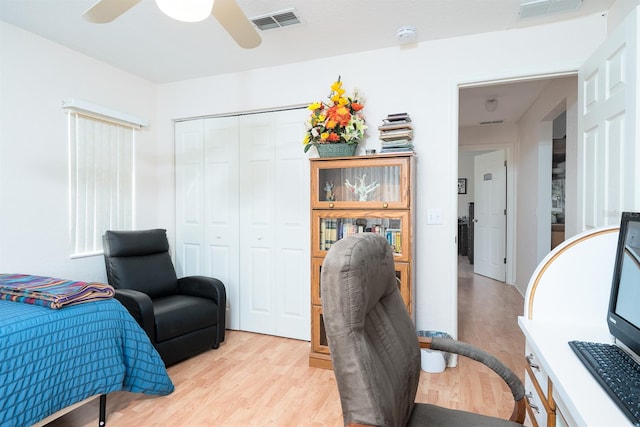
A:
311,261,411,356
311,305,329,355
312,210,411,261
310,155,410,209
313,259,411,311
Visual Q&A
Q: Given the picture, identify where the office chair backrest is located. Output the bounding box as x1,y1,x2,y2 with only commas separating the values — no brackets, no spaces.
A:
103,229,178,299
321,232,421,426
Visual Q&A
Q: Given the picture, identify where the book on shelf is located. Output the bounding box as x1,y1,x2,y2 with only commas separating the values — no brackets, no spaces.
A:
385,229,402,254
321,219,403,253
322,218,338,250
379,132,413,141
320,219,326,251
380,147,414,153
379,127,414,136
381,139,413,148
378,122,413,131
383,113,411,123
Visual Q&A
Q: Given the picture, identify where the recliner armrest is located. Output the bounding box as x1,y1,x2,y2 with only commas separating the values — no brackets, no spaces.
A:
178,276,227,344
114,289,155,343
177,276,226,308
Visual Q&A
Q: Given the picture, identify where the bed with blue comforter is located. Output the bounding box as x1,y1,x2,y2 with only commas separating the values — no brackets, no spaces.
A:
0,284,174,427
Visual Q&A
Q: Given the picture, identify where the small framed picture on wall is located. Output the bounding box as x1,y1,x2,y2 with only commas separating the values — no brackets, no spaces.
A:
458,178,467,194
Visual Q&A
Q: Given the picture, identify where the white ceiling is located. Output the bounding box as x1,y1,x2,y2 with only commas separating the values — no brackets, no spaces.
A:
0,0,614,125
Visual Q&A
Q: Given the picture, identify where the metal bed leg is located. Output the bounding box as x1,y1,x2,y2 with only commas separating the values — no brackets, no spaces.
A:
98,394,107,426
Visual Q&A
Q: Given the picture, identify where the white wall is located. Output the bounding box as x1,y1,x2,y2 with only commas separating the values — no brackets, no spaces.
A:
0,22,160,282
156,14,607,336
515,76,578,295
0,12,609,338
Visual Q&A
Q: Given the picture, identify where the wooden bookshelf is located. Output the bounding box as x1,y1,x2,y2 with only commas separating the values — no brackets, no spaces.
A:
309,152,415,369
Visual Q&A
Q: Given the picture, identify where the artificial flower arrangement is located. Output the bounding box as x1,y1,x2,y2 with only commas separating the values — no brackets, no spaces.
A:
303,76,367,153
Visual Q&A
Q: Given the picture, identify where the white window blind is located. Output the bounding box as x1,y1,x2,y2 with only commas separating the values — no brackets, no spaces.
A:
68,112,136,257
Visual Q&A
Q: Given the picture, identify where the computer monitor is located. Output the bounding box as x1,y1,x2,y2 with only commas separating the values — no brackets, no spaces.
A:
608,212,640,355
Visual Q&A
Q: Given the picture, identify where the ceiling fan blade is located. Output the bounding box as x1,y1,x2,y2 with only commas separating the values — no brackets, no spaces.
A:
212,0,261,49
83,0,142,23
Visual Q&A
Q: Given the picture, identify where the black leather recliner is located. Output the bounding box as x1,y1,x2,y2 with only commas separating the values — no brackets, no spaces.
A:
102,229,226,366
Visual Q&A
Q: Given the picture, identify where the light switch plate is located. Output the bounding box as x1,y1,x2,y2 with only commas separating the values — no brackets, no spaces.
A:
427,208,442,225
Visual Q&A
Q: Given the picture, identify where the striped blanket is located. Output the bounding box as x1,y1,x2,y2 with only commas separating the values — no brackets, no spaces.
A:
0,273,115,309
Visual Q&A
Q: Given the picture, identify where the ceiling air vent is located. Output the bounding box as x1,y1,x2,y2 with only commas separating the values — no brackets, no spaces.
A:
250,9,301,31
518,0,582,19
479,120,505,125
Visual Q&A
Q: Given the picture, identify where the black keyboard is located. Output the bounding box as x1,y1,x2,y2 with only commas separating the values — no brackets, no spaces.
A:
569,340,640,426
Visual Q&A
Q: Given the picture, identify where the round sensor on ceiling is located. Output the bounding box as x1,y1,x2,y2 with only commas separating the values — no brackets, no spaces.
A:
396,26,417,41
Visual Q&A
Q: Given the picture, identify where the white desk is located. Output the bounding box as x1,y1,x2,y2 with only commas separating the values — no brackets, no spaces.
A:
519,318,631,426
520,226,634,427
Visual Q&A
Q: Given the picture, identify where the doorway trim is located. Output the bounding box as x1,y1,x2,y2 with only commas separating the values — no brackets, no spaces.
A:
455,70,579,290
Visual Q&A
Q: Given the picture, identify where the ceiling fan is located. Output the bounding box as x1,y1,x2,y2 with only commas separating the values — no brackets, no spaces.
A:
83,0,261,49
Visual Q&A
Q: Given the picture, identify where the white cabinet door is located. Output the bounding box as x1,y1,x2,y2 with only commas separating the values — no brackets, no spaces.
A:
238,109,310,340
578,8,639,229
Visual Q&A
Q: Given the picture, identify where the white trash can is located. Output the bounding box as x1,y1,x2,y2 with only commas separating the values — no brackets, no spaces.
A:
417,330,451,373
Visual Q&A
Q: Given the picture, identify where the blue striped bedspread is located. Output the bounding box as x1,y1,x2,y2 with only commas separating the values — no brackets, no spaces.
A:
0,298,174,427
0,273,115,309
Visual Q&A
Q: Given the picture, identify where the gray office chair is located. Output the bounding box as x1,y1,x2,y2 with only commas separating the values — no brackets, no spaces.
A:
321,233,526,426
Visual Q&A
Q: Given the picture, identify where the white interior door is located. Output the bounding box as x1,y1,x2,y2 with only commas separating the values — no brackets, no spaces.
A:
238,109,309,340
203,117,240,329
578,9,638,229
273,110,310,340
175,118,241,329
176,109,309,339
239,112,276,335
473,150,506,281
175,120,206,277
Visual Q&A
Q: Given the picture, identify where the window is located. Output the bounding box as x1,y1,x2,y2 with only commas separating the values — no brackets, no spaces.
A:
67,112,136,257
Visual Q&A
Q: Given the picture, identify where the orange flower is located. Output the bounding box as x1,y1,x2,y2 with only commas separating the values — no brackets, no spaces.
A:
351,102,364,111
327,105,351,127
327,132,340,142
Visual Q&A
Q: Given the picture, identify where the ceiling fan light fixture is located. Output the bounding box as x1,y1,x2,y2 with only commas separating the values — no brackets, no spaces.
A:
155,0,214,23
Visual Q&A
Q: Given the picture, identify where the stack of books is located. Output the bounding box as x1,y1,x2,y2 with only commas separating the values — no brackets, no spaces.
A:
378,113,414,153
319,218,403,254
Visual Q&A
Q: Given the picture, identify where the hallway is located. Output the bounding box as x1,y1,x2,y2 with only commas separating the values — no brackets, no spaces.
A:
413,257,528,420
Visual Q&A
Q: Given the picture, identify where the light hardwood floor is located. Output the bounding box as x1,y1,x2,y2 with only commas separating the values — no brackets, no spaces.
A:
46,257,528,426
